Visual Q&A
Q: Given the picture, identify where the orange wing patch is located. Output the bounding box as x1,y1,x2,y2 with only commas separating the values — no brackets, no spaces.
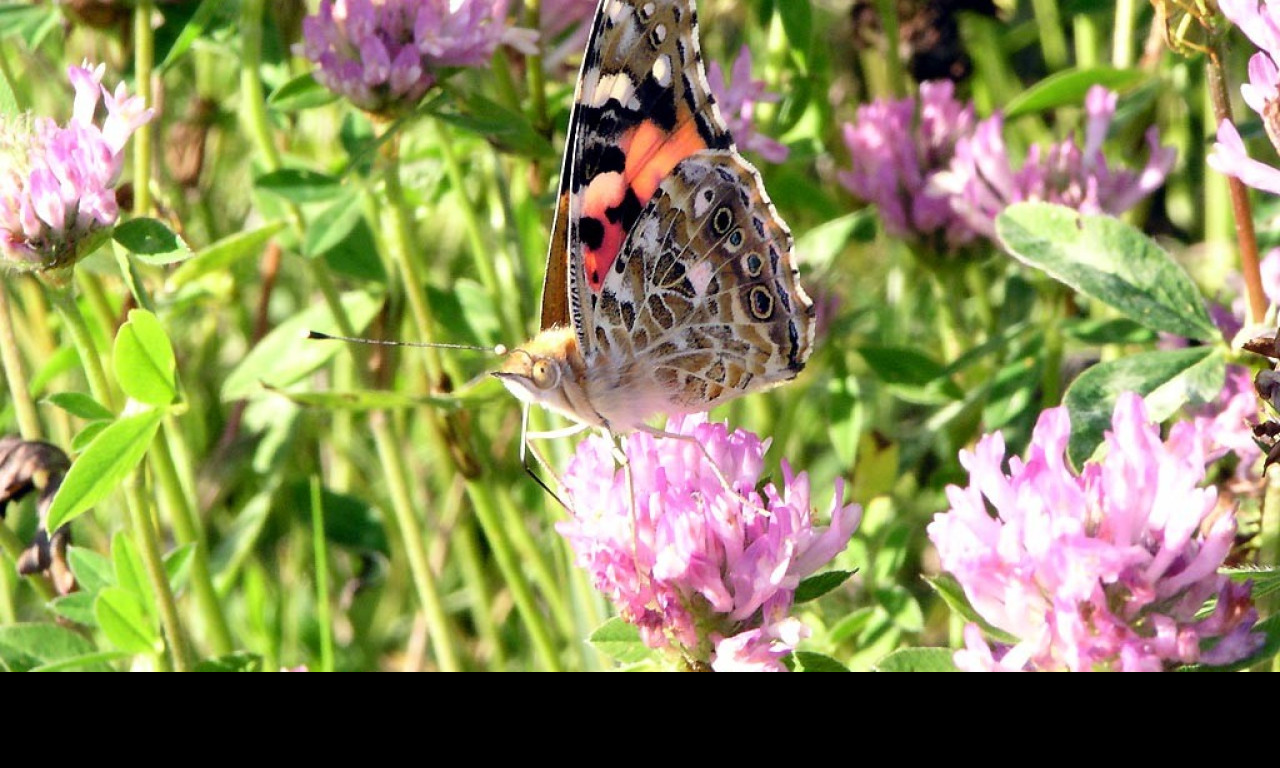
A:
580,117,709,291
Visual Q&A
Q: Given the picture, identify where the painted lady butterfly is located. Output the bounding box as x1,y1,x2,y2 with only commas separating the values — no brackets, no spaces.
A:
496,0,814,433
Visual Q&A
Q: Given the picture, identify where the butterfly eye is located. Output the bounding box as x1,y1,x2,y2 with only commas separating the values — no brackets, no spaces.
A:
532,360,559,390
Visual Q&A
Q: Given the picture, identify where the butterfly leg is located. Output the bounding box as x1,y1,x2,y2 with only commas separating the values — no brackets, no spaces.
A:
604,429,649,588
518,404,589,511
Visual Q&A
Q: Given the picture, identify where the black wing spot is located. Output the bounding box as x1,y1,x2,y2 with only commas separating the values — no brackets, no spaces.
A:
580,217,605,250
745,253,763,277
753,217,766,238
712,205,734,235
749,286,774,320
606,187,643,234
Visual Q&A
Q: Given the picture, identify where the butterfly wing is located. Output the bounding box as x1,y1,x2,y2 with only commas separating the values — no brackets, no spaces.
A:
540,0,735,346
591,151,814,411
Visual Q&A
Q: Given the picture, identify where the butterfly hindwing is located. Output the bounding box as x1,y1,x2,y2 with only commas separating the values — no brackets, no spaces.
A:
591,151,814,411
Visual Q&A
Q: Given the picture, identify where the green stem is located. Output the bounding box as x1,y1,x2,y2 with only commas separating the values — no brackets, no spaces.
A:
124,481,188,671
0,286,42,440
133,0,155,215
495,489,576,638
381,137,446,383
873,0,905,98
1073,14,1099,68
467,480,563,671
309,477,335,672
433,119,521,343
240,0,281,173
927,271,963,363
524,0,550,134
491,49,523,116
1112,0,1135,69
1031,0,1070,70
369,412,462,671
451,516,506,669
1040,288,1066,409
48,286,114,411
150,419,234,655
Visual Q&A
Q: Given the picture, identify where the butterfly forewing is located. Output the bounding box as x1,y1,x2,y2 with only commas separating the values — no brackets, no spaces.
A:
541,1,735,343
506,0,811,433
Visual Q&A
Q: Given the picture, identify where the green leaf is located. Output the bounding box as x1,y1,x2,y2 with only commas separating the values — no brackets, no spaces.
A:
111,533,148,601
794,570,856,605
876,585,924,633
289,484,389,555
589,618,656,665
857,346,948,387
1063,347,1223,467
113,309,178,406
858,346,963,403
195,651,264,672
791,651,849,672
158,0,225,72
164,543,196,590
71,421,110,453
168,221,287,289
873,648,960,672
255,169,343,204
1004,68,1149,120
321,215,385,282
303,190,366,259
96,587,159,655
49,592,98,626
425,280,502,347
45,392,114,421
46,408,165,532
794,212,874,272
30,651,129,672
221,291,383,400
431,90,555,158
775,0,813,65
829,606,876,644
997,204,1218,340
1225,567,1280,600
68,546,115,594
1065,317,1157,345
0,623,97,672
113,218,193,265
268,72,339,112
926,574,1020,644
0,4,59,48
0,57,17,117
213,494,272,592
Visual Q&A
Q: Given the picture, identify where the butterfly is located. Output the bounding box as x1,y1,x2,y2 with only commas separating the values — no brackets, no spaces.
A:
495,0,814,436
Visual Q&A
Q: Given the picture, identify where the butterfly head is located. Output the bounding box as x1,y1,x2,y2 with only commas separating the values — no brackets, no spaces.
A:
492,327,598,426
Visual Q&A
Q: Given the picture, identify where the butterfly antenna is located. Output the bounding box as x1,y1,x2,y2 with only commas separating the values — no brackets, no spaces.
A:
306,330,508,356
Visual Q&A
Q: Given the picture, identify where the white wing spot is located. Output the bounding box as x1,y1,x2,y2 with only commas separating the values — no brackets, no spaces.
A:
640,2,656,19
688,261,714,296
653,54,672,87
652,24,667,44
589,72,639,109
